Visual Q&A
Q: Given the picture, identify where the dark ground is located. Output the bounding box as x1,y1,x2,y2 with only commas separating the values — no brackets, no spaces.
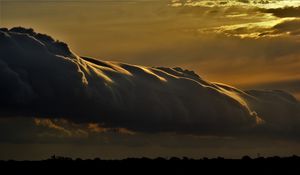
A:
0,155,300,174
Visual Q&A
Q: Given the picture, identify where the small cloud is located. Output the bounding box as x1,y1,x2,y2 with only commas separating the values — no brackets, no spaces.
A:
200,17,300,38
262,6,300,18
87,123,135,135
34,118,89,138
88,123,109,133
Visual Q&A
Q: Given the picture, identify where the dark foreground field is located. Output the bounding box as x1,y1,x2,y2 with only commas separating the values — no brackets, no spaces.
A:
0,156,300,174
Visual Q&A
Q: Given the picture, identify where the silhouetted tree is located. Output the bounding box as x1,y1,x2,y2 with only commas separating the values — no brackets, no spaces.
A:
242,155,252,160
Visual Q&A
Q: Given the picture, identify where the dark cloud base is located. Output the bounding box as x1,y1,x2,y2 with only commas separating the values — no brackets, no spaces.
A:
263,6,300,18
0,27,299,138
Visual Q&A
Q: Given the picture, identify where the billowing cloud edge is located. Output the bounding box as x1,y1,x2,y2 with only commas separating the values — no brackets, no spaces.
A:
0,27,299,138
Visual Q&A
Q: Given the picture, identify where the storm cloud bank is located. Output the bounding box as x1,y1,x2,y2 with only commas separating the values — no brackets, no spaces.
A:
0,27,299,137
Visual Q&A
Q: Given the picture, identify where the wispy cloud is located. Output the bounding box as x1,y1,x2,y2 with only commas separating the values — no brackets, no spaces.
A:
199,17,300,38
170,0,300,9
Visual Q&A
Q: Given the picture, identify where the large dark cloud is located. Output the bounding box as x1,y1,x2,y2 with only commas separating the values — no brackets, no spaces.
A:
0,27,299,138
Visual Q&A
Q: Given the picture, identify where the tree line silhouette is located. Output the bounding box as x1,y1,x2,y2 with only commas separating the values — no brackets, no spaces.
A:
0,155,299,173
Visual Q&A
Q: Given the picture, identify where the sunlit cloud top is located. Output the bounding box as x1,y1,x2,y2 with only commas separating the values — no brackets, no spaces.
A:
170,0,300,9
199,17,300,38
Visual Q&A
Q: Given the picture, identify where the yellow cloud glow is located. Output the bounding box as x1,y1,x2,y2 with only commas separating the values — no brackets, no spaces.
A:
200,17,298,38
170,0,300,9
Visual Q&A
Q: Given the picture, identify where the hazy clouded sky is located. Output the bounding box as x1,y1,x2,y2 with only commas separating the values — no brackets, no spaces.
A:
1,0,300,159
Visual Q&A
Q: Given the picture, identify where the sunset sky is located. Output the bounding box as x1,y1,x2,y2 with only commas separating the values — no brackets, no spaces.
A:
2,0,300,98
1,0,300,160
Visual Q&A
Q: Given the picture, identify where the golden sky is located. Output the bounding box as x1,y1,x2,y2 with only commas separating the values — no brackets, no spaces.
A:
1,0,300,160
2,0,300,99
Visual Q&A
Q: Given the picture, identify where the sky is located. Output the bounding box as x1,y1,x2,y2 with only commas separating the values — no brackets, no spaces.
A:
2,0,300,98
1,0,300,159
